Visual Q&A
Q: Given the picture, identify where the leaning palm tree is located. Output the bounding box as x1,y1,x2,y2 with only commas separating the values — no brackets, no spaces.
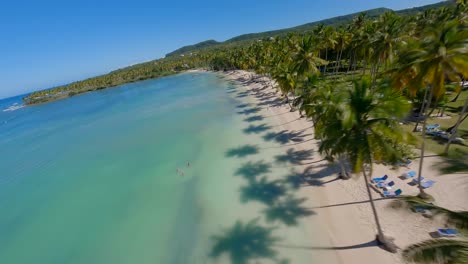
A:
316,78,412,252
393,19,468,199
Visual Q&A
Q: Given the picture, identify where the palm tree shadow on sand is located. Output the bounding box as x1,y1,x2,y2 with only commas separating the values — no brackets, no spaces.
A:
237,107,262,115
236,103,251,109
240,177,287,206
275,240,379,251
235,160,272,182
225,145,259,158
263,195,316,226
210,219,288,264
274,148,314,165
244,115,264,122
283,164,341,188
263,130,308,145
243,124,272,134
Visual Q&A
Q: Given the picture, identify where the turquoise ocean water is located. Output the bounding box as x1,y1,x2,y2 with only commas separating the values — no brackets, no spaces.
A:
0,72,330,264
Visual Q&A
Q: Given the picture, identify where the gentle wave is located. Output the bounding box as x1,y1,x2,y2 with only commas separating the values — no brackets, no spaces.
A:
2,103,25,112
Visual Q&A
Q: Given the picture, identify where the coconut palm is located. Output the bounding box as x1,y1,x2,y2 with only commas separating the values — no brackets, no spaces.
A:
315,78,411,251
370,12,403,83
301,82,351,178
333,28,352,77
394,20,468,198
346,13,367,74
292,35,327,80
272,63,297,110
320,26,338,73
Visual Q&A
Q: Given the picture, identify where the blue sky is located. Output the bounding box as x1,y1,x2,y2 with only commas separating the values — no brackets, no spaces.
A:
0,0,442,99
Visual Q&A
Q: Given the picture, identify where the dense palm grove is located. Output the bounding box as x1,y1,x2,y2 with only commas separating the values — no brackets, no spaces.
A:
205,3,467,257
25,2,468,261
23,55,209,104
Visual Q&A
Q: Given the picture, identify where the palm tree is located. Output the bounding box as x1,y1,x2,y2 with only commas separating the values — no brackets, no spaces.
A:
333,28,351,77
320,26,338,74
394,19,468,198
292,35,327,81
315,78,411,251
301,82,351,178
272,63,297,110
370,12,403,83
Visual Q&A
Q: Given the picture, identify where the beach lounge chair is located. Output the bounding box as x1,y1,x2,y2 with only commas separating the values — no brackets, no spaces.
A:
377,181,395,190
413,206,428,213
371,175,388,183
426,124,440,131
383,189,402,197
411,177,425,184
437,228,459,237
398,159,413,167
421,180,436,189
404,171,417,179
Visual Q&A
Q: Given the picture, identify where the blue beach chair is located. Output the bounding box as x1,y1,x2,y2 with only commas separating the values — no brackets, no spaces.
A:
404,171,417,179
426,124,440,131
411,177,425,184
383,189,402,197
371,175,388,183
398,159,413,167
421,180,436,189
377,181,395,190
437,228,459,237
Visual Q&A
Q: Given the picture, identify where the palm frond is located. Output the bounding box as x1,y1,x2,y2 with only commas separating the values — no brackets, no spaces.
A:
403,239,468,264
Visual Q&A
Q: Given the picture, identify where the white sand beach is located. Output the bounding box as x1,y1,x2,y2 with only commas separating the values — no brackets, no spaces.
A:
223,70,468,264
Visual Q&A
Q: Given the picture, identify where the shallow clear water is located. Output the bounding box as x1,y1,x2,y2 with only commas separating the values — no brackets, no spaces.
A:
0,72,328,264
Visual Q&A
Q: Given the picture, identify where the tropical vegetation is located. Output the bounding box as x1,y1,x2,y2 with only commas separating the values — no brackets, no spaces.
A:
23,0,468,259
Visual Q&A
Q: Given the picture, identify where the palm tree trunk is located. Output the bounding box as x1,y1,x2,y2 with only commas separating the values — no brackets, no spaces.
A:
417,118,428,197
334,43,344,77
352,50,358,72
346,51,353,73
450,90,462,102
417,86,434,199
362,57,368,76
284,94,294,111
439,105,446,117
444,99,468,155
338,154,349,179
413,87,430,132
371,58,381,88
446,113,468,133
334,49,340,77
451,78,465,102
324,48,328,73
362,168,386,243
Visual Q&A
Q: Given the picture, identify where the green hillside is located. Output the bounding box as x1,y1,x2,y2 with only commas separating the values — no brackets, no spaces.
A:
224,8,392,43
165,1,454,57
165,40,220,57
